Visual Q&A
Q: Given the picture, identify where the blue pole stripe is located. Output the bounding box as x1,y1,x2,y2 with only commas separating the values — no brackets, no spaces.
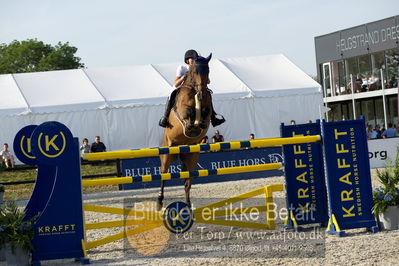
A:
158,147,170,154
220,142,231,149
179,146,191,153
240,141,251,148
151,174,162,181
133,176,143,182
208,169,217,175
171,172,181,179
188,170,199,177
200,144,211,151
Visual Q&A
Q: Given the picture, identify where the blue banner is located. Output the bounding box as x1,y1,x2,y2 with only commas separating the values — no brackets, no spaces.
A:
120,147,284,190
323,118,377,231
281,121,328,227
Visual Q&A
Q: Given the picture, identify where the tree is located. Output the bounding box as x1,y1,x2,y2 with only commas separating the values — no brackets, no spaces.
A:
0,39,85,74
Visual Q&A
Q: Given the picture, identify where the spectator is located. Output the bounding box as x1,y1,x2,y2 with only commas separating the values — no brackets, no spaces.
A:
366,125,373,140
381,123,396,138
370,126,379,139
307,120,313,123
290,120,296,125
91,136,106,152
0,143,15,169
375,125,382,139
212,130,224,143
200,136,209,144
80,138,91,155
249,133,255,140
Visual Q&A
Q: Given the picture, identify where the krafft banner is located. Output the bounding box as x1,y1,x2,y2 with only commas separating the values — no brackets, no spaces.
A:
120,147,284,190
322,119,377,232
281,122,328,227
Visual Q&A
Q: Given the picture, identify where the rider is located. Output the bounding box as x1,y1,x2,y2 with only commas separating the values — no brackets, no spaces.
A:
158,49,225,128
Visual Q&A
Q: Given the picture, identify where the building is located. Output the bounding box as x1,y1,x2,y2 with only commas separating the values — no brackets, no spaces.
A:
315,16,399,127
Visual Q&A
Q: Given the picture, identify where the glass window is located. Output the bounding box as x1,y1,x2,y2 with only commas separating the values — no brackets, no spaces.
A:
387,95,398,126
370,51,384,90
358,54,371,90
355,101,361,120
385,48,399,89
374,98,384,127
338,61,347,94
322,63,332,97
341,101,354,120
360,99,375,125
328,103,342,121
345,57,358,93
331,61,340,96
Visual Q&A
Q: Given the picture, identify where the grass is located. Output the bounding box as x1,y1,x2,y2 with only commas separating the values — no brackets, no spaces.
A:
0,162,119,201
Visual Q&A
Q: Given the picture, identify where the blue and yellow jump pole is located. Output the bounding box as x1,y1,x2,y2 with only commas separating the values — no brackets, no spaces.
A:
82,135,321,161
82,163,282,187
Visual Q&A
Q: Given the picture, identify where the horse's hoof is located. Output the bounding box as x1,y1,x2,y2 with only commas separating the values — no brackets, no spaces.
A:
186,201,192,210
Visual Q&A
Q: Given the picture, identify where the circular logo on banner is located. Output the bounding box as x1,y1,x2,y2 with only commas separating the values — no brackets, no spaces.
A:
13,125,38,165
163,201,194,234
31,121,74,165
37,131,67,158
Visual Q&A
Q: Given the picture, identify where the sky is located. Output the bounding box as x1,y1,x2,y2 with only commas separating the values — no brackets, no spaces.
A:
1,0,398,76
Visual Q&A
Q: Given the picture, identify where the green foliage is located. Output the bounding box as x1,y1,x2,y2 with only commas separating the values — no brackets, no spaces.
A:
372,147,399,215
0,200,36,253
0,39,85,74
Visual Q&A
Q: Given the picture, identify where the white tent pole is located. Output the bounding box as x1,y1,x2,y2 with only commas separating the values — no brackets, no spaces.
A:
381,69,388,128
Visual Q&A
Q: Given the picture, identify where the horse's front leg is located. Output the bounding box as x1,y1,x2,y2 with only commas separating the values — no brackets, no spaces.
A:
158,180,165,211
180,153,199,209
158,153,177,211
184,178,192,208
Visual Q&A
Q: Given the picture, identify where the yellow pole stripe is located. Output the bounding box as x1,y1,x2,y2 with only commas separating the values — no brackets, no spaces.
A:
142,175,152,182
189,145,201,153
82,163,282,187
83,135,321,161
217,163,281,175
82,177,133,187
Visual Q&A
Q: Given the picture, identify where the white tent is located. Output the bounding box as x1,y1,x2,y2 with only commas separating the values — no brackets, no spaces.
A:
0,54,323,153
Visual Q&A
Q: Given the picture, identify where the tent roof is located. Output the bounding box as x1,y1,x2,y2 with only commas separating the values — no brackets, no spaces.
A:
0,54,320,115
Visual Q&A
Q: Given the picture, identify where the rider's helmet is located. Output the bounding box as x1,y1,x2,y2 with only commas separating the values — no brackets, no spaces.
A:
184,49,199,64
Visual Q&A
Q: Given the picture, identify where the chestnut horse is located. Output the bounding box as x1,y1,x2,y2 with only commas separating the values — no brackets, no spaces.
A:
157,54,213,209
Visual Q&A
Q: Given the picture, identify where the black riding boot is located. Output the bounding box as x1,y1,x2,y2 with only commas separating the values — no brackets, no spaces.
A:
159,89,178,127
210,102,225,127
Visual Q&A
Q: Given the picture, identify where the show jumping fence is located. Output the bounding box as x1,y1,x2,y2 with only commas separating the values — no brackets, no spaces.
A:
12,117,378,265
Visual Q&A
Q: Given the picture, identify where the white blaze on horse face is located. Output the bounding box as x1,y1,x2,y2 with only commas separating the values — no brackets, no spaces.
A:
194,91,202,126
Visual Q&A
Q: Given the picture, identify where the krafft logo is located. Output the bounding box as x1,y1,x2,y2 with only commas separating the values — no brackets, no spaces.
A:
37,131,67,158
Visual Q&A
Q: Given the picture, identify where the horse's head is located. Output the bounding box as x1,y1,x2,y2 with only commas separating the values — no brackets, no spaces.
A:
174,53,213,138
187,53,212,91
